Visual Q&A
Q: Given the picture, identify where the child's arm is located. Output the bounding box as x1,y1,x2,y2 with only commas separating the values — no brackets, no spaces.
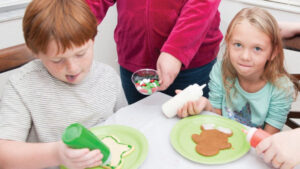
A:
256,128,300,169
0,139,60,169
278,22,300,38
176,96,222,118
0,139,102,169
263,123,280,134
264,77,295,134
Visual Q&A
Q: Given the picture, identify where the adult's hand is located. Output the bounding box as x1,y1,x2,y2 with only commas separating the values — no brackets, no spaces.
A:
156,52,182,91
256,128,300,169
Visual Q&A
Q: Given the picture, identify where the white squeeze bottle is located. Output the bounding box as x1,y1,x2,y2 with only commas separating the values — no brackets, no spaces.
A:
162,84,206,118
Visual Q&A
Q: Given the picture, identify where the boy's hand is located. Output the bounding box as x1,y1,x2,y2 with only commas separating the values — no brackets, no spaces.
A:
57,141,103,169
175,90,208,118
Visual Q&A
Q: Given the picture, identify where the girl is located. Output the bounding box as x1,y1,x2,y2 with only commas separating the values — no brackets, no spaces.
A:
177,7,298,134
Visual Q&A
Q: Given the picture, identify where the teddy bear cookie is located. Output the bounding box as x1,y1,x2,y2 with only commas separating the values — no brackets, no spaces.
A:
192,124,233,156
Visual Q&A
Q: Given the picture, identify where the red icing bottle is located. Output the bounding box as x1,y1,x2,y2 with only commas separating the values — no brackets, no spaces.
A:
245,128,271,148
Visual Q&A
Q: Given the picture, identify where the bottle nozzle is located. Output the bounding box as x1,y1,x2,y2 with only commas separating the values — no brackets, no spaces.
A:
199,84,206,90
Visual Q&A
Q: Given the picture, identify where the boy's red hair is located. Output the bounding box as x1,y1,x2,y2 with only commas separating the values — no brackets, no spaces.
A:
23,0,98,54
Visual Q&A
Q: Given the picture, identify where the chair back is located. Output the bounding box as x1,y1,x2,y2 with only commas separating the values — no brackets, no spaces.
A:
0,44,34,73
283,35,300,129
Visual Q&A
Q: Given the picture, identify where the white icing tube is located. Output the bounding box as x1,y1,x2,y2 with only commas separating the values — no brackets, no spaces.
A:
162,84,206,118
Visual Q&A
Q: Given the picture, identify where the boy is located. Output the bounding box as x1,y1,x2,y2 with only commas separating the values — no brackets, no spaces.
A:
0,0,127,168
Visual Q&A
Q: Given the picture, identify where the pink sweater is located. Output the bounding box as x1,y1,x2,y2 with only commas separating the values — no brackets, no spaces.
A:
86,0,223,72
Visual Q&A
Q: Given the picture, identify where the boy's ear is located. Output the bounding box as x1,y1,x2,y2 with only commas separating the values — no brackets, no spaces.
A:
32,51,40,59
33,54,39,59
32,51,44,59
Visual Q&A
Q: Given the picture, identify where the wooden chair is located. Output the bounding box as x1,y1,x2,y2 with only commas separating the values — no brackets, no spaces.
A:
0,43,34,73
283,35,300,129
283,35,300,52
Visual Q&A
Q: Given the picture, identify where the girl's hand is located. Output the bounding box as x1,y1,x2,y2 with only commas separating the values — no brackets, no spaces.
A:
175,90,209,118
57,141,103,169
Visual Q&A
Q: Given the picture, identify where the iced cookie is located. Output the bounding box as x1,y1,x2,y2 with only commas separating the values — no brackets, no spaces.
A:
101,136,134,169
192,124,232,156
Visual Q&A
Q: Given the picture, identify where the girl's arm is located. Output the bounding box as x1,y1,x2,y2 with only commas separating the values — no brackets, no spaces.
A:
265,77,294,134
214,108,222,116
264,123,280,134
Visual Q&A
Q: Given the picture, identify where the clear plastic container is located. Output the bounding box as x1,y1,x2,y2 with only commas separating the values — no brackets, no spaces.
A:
131,69,160,95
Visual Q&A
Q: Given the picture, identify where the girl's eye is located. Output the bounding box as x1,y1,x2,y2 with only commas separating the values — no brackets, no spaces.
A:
254,47,261,51
234,43,241,48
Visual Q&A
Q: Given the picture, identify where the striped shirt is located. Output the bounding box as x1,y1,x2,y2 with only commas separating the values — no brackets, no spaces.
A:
0,59,127,144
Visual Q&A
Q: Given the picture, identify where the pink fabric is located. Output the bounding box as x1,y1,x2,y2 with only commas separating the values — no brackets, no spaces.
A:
86,0,223,72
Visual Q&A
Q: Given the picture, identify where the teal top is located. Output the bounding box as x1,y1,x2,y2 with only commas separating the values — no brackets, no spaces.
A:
208,60,294,129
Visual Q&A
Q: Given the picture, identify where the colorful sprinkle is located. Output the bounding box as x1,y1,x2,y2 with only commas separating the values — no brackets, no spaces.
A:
134,78,160,95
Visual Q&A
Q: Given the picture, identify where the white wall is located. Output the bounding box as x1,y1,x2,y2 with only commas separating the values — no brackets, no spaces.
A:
93,5,118,71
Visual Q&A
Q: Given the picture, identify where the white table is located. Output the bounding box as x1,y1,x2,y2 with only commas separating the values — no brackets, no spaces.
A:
100,92,299,169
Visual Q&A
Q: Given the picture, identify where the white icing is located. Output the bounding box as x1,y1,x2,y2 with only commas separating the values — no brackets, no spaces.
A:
217,127,232,135
101,136,133,167
202,124,215,130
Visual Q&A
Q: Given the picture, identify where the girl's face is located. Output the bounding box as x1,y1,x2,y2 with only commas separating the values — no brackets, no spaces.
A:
36,39,94,84
228,20,274,81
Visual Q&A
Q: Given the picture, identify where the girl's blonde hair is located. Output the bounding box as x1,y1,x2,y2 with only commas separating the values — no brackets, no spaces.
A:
222,7,298,98
23,0,98,54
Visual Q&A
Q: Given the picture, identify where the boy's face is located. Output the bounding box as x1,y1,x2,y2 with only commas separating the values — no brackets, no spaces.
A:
36,39,94,84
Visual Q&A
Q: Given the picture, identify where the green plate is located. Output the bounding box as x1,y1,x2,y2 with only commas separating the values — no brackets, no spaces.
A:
61,125,148,169
170,115,250,164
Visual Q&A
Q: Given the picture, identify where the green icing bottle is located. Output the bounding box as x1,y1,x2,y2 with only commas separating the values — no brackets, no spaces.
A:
62,123,111,165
